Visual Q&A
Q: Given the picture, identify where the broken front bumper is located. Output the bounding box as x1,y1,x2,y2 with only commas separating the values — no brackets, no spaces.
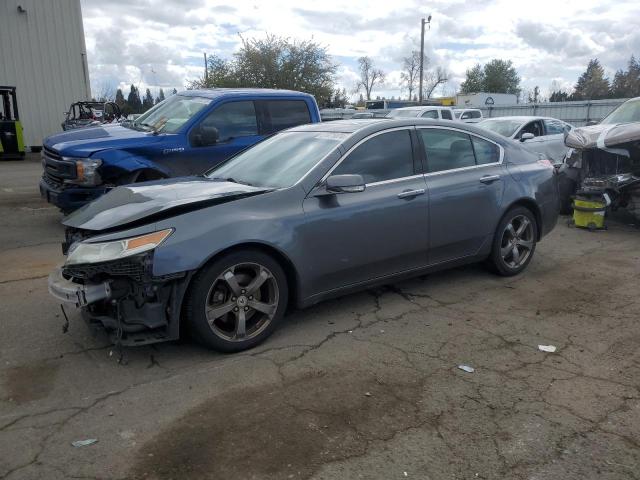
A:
48,267,111,307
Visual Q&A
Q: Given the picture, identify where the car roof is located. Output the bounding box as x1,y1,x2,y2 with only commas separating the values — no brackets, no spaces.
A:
480,116,559,122
289,118,507,141
394,106,450,111
178,88,314,100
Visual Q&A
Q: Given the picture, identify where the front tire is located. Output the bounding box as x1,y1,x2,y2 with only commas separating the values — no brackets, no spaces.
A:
489,206,537,276
185,250,288,352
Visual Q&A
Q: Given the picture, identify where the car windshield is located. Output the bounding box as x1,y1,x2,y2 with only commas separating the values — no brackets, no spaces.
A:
478,119,523,137
600,98,640,125
387,109,420,118
206,131,347,188
129,95,211,133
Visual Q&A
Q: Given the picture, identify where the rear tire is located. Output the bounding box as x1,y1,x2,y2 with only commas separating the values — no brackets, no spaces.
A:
489,206,537,276
185,250,288,352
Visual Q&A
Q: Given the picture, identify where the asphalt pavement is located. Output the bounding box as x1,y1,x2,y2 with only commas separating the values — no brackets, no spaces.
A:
1,154,639,480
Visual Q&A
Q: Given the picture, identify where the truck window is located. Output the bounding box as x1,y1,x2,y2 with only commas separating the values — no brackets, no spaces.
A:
200,101,258,142
441,110,453,120
266,100,311,132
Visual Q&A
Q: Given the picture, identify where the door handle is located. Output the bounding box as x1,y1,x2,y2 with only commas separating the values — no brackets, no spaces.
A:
479,175,501,184
397,188,426,199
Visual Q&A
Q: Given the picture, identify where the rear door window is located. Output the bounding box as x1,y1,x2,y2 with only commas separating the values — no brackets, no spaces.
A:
331,129,414,184
471,136,500,165
419,129,475,173
441,110,453,120
421,110,439,119
199,101,258,142
543,119,567,135
265,100,311,132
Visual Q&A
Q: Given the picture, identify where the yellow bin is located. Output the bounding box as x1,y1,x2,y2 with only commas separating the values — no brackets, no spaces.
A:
572,197,606,230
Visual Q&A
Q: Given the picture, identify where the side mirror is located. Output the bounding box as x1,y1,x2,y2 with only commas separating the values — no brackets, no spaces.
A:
586,120,598,126
520,132,535,142
192,124,219,146
325,174,365,193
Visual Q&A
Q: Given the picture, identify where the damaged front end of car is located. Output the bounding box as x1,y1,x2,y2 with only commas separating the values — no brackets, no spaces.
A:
49,227,193,346
564,123,640,220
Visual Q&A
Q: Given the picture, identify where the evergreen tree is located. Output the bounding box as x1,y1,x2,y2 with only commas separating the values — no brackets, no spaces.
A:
571,59,610,100
142,88,154,111
154,88,166,105
127,85,142,113
115,88,125,107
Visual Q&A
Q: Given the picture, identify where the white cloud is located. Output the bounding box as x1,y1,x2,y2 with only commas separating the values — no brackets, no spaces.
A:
81,0,640,101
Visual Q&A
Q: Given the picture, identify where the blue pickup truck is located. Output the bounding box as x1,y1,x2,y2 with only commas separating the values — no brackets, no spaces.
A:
40,88,321,212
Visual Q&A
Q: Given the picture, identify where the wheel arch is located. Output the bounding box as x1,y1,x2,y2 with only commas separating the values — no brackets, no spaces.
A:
502,198,542,240
192,242,301,312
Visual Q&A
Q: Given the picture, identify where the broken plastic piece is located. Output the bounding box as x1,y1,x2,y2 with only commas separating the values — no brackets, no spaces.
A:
538,345,557,353
71,439,98,447
458,365,475,373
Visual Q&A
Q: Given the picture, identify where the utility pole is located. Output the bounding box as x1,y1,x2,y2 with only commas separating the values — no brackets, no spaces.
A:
204,53,208,84
418,14,432,105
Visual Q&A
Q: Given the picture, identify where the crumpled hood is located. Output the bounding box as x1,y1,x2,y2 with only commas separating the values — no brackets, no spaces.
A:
565,122,640,150
63,177,270,231
44,124,163,157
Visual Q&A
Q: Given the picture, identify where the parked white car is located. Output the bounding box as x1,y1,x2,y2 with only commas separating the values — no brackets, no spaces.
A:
478,116,572,164
454,109,483,123
386,106,455,120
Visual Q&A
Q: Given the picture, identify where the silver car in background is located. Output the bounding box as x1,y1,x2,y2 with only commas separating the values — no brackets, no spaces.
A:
478,116,572,164
387,106,455,121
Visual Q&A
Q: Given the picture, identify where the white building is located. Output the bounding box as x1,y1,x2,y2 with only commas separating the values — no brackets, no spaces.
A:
0,0,90,148
456,93,518,108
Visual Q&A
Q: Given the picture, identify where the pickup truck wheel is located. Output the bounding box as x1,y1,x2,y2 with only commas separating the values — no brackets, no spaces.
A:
489,206,537,276
185,250,288,352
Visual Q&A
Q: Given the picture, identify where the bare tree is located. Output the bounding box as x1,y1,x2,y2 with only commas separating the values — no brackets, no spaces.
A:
355,56,385,101
400,51,420,101
423,65,449,99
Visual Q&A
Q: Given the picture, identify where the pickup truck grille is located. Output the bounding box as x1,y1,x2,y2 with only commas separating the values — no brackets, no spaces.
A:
42,147,76,180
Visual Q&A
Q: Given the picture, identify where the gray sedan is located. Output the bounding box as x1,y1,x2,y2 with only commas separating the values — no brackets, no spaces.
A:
478,116,572,164
49,119,559,352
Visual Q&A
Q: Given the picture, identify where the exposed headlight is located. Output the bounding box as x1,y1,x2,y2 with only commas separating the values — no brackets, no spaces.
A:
63,157,103,186
66,229,173,265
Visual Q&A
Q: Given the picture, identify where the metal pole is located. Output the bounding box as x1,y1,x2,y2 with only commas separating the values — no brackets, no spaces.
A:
419,18,425,104
204,53,208,83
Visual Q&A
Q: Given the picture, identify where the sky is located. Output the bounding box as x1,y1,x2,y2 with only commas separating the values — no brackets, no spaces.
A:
80,0,640,102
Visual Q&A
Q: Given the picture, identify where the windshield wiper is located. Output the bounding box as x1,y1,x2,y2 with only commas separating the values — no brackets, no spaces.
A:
209,176,254,186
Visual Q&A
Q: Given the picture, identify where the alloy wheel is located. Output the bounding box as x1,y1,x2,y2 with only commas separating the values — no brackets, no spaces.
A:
205,262,279,342
500,214,535,269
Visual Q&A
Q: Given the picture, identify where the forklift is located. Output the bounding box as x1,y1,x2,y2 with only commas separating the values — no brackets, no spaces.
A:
0,86,25,159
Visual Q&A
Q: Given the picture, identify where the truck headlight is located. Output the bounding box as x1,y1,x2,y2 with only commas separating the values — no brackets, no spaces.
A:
66,229,173,265
63,158,103,186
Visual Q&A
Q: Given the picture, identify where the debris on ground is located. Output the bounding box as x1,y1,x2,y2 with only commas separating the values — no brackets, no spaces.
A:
538,344,557,353
458,365,475,373
71,439,98,447
364,392,372,397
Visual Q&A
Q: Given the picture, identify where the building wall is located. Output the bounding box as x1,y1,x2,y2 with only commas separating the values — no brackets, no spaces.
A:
456,93,518,107
0,0,90,147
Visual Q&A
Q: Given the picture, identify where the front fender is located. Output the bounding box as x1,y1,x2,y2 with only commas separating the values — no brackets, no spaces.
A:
95,150,171,182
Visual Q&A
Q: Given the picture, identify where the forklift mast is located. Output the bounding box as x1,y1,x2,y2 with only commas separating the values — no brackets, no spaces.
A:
0,86,25,159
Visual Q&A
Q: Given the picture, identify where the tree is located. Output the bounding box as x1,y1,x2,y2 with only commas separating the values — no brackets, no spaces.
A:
155,88,166,105
126,84,142,114
460,64,485,94
483,59,521,95
191,35,337,105
355,56,385,101
609,55,640,98
171,88,178,95
142,88,154,111
528,86,541,103
400,51,420,101
356,93,365,107
423,66,449,99
571,59,610,100
327,88,348,108
115,88,125,107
